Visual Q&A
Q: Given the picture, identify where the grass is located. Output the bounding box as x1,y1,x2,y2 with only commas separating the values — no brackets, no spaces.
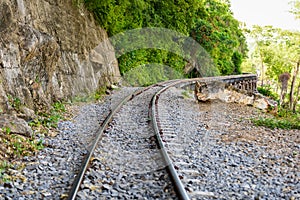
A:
257,85,279,101
0,161,12,183
252,108,300,130
181,90,193,99
71,87,107,103
254,85,300,130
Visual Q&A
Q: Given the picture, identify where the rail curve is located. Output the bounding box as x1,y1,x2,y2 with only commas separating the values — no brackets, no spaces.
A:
67,74,257,199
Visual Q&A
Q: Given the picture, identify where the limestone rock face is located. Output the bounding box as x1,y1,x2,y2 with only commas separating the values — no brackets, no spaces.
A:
0,0,120,113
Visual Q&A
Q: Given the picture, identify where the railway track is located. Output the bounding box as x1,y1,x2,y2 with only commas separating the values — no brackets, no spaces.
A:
1,74,296,199
67,80,182,199
152,82,213,199
67,75,258,199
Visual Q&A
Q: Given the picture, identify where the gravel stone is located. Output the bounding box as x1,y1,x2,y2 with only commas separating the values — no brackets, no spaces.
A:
0,88,138,199
1,85,298,199
78,86,177,199
157,87,299,200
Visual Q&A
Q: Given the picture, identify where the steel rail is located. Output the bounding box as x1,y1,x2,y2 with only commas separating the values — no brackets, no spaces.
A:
149,74,257,200
150,79,192,200
67,91,136,200
67,74,257,199
67,80,178,200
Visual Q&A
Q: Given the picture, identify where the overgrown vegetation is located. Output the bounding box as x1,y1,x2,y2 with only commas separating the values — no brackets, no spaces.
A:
7,95,22,111
0,85,110,182
0,161,12,183
71,86,107,102
252,109,300,130
77,0,247,79
254,87,300,130
0,102,67,183
123,63,184,86
244,1,300,129
257,85,279,101
30,101,66,130
243,25,300,110
0,127,44,183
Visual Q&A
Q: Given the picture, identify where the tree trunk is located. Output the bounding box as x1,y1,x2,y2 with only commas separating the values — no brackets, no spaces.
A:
289,60,300,109
293,82,300,112
279,73,291,106
280,90,286,106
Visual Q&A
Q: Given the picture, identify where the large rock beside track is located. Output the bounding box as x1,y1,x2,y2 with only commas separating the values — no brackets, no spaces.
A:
0,114,32,137
194,81,277,111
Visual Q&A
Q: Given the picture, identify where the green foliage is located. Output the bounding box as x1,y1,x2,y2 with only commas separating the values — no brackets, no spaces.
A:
192,0,247,75
123,63,184,86
232,51,243,74
0,161,12,183
247,26,300,82
71,87,107,102
252,115,300,130
7,95,22,111
2,127,11,135
82,0,247,77
30,102,66,130
252,107,300,130
0,102,67,183
0,131,44,183
42,103,65,128
119,49,187,76
245,26,300,111
52,102,66,113
94,87,106,101
252,117,296,129
257,85,279,100
290,0,300,18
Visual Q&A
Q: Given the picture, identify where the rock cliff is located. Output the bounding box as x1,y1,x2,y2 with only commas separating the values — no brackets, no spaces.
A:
0,0,120,114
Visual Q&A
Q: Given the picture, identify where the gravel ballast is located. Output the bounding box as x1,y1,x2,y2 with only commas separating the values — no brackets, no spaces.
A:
157,87,299,200
0,86,299,199
0,87,138,199
76,86,177,199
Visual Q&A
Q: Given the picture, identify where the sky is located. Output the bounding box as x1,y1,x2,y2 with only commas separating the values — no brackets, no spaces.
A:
230,0,300,31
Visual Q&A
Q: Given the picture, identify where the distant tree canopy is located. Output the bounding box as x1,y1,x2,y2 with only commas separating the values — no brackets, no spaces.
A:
81,0,247,77
290,0,300,18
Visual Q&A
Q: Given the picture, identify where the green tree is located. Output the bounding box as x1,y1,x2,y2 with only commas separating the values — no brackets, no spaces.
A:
246,25,300,109
81,0,247,77
192,0,247,75
290,0,300,18
289,0,300,110
248,25,281,86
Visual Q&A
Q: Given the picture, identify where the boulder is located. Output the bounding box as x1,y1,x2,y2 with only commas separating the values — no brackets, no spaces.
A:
194,81,277,112
0,114,32,137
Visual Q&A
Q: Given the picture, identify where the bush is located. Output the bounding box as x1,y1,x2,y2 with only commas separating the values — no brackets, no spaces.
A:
252,117,300,130
123,63,184,87
257,85,279,100
252,107,300,130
